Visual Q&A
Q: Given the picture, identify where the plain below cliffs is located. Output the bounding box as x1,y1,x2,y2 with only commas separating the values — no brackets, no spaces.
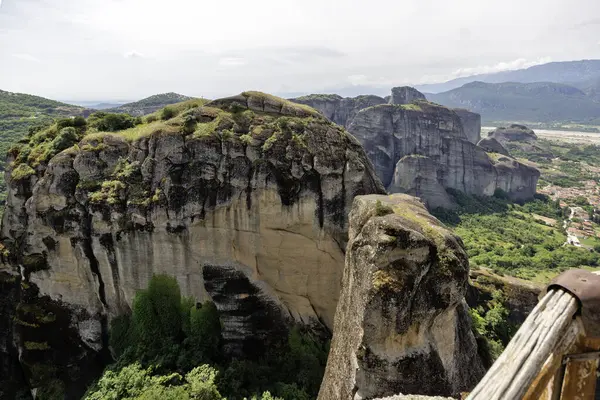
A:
0,91,385,397
292,87,538,209
318,194,485,400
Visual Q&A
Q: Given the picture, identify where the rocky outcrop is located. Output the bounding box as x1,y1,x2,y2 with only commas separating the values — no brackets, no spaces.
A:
349,102,540,208
388,86,427,105
0,91,385,397
318,194,485,400
453,108,481,144
477,137,509,156
487,124,538,145
291,88,537,208
291,94,386,128
467,268,542,328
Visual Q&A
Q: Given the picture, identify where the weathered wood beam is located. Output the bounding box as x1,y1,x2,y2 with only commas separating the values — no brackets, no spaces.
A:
467,271,600,400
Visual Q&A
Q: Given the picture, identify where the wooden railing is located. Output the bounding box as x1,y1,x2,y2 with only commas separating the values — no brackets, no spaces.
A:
467,269,600,400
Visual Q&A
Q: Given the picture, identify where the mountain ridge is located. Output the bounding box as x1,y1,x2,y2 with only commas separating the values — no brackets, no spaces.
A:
104,92,195,116
414,59,600,93
426,80,600,124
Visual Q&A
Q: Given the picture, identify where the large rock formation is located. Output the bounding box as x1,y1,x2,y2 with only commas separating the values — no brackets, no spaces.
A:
453,108,481,144
318,194,485,400
0,91,385,397
477,136,509,156
487,124,538,145
349,102,540,208
291,94,386,128
292,88,537,208
467,268,542,329
388,86,427,105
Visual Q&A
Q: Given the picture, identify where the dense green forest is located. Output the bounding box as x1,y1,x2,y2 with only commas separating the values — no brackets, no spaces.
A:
80,275,327,400
433,190,600,281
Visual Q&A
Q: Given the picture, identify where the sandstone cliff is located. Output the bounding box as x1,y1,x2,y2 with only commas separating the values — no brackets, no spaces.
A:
477,136,509,156
0,91,385,397
487,124,538,145
388,86,427,105
453,108,481,144
292,88,537,208
318,194,485,400
291,94,386,128
349,102,540,208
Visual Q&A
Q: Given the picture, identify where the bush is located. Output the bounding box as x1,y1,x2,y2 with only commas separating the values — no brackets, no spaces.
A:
178,301,222,370
88,112,136,132
161,107,176,120
182,115,197,134
493,188,509,200
73,116,87,127
85,363,222,400
50,127,79,154
130,275,182,360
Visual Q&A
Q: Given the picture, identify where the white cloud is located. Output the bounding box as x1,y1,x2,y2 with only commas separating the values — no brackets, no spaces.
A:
12,53,40,63
218,57,247,67
0,0,598,100
124,51,145,59
450,57,553,78
347,75,367,85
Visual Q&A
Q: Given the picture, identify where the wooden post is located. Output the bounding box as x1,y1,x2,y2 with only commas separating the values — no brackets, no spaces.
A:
467,271,600,400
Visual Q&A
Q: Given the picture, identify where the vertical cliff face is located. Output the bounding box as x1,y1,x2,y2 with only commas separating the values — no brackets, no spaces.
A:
348,102,539,208
0,91,385,397
291,94,386,128
318,194,485,400
291,87,537,208
388,86,427,105
452,108,481,144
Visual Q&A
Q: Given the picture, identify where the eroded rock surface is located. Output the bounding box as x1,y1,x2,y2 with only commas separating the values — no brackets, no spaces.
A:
318,194,485,400
388,86,427,105
487,124,538,145
292,88,537,208
0,91,385,397
291,94,386,128
349,102,540,208
453,108,481,144
477,137,509,156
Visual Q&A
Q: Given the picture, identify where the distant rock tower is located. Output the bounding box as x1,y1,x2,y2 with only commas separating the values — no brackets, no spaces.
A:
388,86,427,105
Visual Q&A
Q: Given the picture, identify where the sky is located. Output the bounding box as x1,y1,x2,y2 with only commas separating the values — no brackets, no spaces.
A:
0,0,599,102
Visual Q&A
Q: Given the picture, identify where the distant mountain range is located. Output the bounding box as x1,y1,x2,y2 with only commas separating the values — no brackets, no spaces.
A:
105,92,194,116
426,81,600,125
414,59,600,94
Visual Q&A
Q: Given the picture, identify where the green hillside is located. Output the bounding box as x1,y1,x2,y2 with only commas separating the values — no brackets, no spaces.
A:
105,92,196,116
0,90,87,203
427,81,600,125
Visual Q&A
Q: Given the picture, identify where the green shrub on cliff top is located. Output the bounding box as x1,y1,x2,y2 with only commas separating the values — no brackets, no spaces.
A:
10,163,36,181
87,112,139,132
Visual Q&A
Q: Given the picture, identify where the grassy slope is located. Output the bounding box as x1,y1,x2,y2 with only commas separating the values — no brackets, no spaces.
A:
0,90,86,203
104,93,196,116
427,81,600,125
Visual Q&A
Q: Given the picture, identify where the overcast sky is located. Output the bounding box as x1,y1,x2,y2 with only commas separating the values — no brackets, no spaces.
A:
0,0,599,102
